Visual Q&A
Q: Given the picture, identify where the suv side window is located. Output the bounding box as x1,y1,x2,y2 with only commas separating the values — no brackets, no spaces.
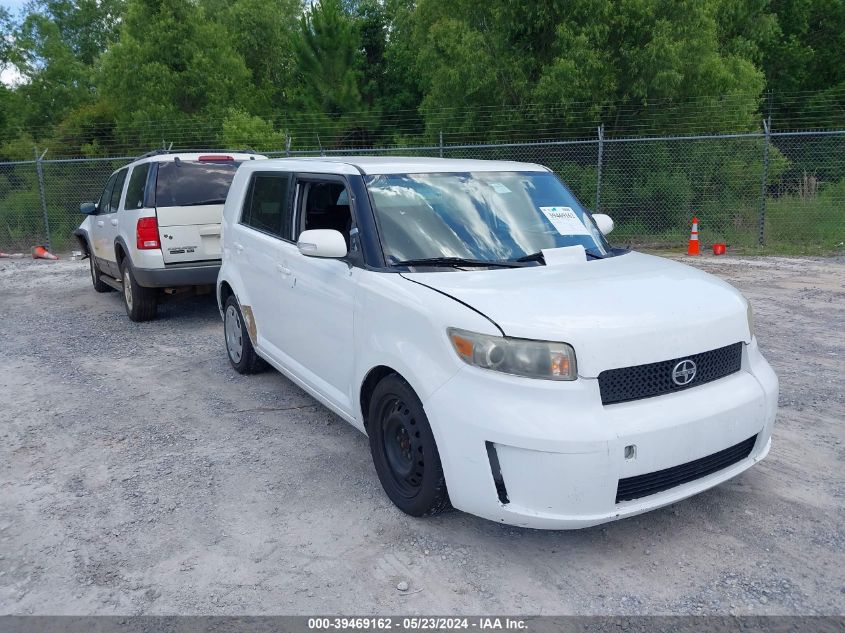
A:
108,168,128,213
240,173,293,240
124,164,150,211
98,173,118,213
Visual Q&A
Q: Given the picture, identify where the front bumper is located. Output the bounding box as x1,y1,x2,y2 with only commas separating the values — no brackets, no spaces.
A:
423,338,778,529
132,261,220,288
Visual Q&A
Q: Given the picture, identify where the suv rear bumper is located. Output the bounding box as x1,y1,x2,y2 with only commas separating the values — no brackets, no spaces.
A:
132,261,220,287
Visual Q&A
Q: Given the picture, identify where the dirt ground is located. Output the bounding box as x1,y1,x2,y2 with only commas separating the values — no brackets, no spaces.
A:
0,254,843,616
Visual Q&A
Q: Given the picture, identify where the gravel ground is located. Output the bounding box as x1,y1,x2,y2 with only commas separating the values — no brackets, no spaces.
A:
0,254,843,615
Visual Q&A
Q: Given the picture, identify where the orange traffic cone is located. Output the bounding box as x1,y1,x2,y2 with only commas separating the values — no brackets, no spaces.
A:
31,245,59,260
687,216,700,256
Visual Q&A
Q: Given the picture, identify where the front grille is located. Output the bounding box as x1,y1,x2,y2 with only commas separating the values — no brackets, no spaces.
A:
615,434,757,503
598,342,743,405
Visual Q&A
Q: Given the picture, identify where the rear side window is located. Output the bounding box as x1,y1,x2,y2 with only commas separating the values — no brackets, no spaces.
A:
124,164,150,210
155,160,241,208
241,173,293,239
108,169,127,213
98,173,117,212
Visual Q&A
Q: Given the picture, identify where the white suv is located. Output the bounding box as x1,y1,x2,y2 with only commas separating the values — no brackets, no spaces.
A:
217,157,778,529
75,151,266,321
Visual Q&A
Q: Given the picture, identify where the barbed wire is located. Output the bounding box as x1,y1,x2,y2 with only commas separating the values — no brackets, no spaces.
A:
2,88,844,158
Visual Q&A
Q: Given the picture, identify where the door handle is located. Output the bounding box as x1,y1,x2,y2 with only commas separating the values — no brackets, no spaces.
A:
96,220,104,227
110,219,119,226
276,264,291,276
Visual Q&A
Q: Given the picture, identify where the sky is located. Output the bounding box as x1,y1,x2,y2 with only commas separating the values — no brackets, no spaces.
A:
1,0,26,86
1,0,28,12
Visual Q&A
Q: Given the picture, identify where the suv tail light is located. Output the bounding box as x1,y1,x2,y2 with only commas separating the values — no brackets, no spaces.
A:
136,217,161,250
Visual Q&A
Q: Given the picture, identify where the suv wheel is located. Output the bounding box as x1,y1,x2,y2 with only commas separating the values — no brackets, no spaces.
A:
120,260,158,322
368,374,450,517
224,295,267,374
88,251,112,293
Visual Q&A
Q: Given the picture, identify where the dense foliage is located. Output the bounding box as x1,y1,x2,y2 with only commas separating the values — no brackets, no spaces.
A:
0,0,843,156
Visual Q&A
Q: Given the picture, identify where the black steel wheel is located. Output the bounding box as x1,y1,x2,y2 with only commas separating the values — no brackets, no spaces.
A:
368,374,450,517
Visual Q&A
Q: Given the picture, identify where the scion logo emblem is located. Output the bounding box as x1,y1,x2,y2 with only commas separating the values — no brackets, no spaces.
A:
671,359,697,386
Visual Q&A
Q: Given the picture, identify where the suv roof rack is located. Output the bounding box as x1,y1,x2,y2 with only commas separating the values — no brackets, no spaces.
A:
134,148,258,161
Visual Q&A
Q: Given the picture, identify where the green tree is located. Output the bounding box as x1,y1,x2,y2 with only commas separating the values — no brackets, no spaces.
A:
410,0,766,138
292,0,368,145
218,0,301,114
97,0,254,150
762,0,845,127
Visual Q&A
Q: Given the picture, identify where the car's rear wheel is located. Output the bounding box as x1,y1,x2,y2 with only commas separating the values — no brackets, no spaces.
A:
368,374,450,517
224,295,267,374
88,251,112,293
120,261,157,322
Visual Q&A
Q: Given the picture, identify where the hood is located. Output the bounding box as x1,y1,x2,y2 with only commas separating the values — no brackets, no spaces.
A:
402,251,751,378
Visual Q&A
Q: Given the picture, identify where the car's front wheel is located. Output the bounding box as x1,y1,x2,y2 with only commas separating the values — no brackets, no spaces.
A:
223,295,267,374
120,261,157,322
368,374,450,517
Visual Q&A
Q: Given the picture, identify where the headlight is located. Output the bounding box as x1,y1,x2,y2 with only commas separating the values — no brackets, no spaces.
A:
746,300,755,338
447,328,577,380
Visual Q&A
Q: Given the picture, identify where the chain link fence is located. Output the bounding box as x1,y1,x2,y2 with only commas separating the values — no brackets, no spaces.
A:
1,129,843,253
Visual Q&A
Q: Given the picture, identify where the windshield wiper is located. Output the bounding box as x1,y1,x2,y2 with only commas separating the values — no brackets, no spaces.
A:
394,257,526,269
515,249,608,262
514,251,545,264
183,198,226,206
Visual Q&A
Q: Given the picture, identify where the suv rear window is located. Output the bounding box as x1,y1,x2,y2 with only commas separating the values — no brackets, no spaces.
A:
155,160,242,208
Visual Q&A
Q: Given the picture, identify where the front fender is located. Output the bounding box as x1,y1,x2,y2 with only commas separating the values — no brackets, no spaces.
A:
353,271,500,429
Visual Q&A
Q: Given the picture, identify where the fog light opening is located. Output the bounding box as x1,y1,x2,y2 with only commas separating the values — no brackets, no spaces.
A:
624,445,637,460
485,441,510,505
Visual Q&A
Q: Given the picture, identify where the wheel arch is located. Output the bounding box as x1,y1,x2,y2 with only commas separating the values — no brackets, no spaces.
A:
360,365,407,430
72,228,90,256
114,236,130,268
218,279,235,310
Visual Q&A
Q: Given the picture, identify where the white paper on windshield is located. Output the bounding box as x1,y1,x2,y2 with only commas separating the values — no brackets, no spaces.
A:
539,206,591,236
490,182,512,194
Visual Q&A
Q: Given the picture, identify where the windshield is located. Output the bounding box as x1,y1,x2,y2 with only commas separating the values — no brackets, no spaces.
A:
365,171,609,265
155,160,242,207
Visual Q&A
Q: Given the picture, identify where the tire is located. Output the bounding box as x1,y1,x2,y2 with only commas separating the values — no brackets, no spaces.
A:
223,295,267,374
120,260,158,322
88,251,112,293
368,374,450,517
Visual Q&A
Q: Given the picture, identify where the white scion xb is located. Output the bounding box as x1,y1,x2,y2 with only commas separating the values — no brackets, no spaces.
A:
217,157,778,529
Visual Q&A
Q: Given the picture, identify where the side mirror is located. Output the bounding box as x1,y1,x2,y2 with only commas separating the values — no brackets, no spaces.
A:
80,202,97,215
592,213,614,236
297,229,347,259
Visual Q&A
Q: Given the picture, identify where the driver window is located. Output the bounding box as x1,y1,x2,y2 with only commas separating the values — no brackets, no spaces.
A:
296,181,353,249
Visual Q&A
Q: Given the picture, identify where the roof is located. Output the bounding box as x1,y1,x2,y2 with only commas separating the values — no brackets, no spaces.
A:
254,156,550,175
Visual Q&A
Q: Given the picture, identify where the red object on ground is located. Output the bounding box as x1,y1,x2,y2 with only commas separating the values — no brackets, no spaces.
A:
687,216,700,256
712,243,727,256
31,245,59,260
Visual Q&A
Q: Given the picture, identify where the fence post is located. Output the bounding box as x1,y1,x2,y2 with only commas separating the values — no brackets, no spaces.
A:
595,124,604,212
757,118,771,246
34,147,51,251
439,131,444,158
285,135,291,157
